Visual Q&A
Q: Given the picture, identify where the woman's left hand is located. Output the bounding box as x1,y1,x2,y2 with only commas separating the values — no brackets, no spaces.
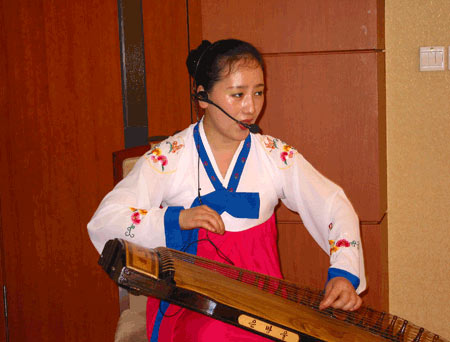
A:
319,277,362,311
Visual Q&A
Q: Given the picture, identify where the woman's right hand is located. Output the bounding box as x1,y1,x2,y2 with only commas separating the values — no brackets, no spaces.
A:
179,205,225,235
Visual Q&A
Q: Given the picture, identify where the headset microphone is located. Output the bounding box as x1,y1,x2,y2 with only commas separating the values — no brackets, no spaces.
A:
191,92,261,134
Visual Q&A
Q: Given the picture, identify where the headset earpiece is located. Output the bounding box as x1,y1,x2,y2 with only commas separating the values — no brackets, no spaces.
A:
197,91,208,100
191,91,209,103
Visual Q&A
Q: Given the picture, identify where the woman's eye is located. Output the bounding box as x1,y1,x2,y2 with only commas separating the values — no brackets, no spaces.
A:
232,93,243,98
255,90,264,96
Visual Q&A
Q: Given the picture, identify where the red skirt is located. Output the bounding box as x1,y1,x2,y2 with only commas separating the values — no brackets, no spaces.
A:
147,213,281,341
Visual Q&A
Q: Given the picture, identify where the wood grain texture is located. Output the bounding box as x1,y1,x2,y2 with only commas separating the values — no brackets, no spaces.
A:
0,1,8,339
262,52,386,222
142,0,195,137
200,0,388,320
0,0,124,340
187,0,204,52
360,217,389,312
201,0,384,53
277,217,388,312
0,219,6,341
174,258,386,342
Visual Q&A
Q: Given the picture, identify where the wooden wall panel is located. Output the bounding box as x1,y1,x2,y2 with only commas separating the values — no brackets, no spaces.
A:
0,224,5,341
0,0,124,340
0,1,7,339
360,218,389,311
262,52,386,222
278,217,388,311
187,0,204,51
277,222,329,290
201,0,384,53
200,0,387,316
142,0,199,137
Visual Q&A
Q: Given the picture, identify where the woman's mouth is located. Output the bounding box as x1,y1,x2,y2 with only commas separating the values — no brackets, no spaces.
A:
238,120,252,130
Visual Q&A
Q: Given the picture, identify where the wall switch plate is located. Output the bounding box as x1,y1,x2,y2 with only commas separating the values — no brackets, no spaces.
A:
420,46,445,71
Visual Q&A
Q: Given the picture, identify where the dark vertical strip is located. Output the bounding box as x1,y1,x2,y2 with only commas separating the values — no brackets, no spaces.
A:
117,0,148,148
0,201,9,342
185,0,194,124
2,286,8,342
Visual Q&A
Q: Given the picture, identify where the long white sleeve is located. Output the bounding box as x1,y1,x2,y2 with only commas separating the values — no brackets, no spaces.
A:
258,134,366,293
87,155,170,253
87,130,192,254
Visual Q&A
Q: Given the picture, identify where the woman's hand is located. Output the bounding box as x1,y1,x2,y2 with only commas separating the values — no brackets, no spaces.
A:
319,277,362,311
179,205,225,235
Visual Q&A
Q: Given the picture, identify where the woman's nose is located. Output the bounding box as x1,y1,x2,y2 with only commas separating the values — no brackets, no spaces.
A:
242,94,255,114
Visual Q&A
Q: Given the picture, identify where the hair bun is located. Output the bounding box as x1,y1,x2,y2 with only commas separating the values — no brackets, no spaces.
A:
186,40,212,78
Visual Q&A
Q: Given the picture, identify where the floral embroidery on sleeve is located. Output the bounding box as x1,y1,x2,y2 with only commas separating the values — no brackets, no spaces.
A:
263,136,297,168
125,207,148,238
280,145,295,165
264,137,278,150
329,239,360,255
145,138,185,173
148,147,168,171
167,141,184,153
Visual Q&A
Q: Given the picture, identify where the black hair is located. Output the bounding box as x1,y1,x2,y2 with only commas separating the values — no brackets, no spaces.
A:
186,39,264,92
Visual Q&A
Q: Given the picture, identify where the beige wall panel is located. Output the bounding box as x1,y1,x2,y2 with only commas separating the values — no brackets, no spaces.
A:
201,0,383,53
262,53,386,222
278,219,388,311
386,0,450,338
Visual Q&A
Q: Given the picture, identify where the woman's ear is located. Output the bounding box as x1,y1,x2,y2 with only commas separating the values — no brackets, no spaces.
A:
196,85,209,109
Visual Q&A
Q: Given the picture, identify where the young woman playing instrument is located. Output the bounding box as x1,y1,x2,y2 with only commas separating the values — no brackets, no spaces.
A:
88,38,366,341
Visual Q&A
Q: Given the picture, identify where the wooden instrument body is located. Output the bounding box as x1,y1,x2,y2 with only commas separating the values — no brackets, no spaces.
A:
99,239,447,342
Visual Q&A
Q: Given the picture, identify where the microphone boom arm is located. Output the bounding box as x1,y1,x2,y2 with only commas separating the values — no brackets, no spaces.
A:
192,94,260,134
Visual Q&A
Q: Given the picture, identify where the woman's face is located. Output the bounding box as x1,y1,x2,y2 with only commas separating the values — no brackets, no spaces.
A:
201,60,265,146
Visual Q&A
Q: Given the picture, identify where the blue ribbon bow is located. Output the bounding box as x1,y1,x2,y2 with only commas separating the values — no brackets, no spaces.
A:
190,189,260,219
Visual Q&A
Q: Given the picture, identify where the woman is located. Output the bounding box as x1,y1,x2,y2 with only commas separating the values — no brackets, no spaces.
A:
88,39,366,341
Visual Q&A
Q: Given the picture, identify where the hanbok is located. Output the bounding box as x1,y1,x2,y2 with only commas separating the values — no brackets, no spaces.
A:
87,119,365,341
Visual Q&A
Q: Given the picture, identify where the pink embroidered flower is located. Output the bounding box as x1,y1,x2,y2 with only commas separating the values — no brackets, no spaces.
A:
157,155,168,167
280,147,294,165
336,239,351,247
151,152,168,170
131,211,141,224
126,208,148,238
